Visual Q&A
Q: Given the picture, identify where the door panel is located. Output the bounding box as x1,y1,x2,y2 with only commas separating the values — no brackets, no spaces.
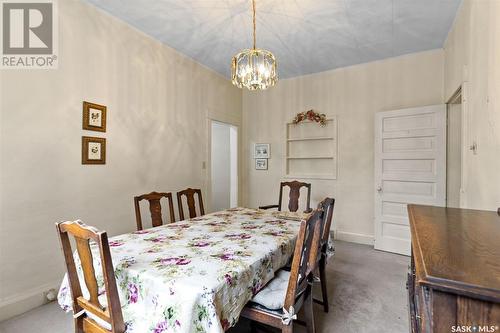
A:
383,136,435,152
382,201,409,219
382,113,435,131
375,105,446,255
382,223,410,239
383,159,435,173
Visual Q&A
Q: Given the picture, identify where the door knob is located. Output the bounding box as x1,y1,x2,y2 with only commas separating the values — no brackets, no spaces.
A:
376,186,382,192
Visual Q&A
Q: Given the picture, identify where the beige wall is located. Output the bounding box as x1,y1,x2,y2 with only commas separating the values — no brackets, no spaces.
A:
444,0,500,210
0,0,241,319
242,50,444,244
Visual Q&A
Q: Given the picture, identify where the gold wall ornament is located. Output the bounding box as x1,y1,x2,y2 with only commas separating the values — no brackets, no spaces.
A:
231,0,278,90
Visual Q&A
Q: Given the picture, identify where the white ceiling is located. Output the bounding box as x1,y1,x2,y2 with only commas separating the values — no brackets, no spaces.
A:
85,0,462,79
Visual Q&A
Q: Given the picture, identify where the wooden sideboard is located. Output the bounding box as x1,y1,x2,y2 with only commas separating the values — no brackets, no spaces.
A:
407,205,500,333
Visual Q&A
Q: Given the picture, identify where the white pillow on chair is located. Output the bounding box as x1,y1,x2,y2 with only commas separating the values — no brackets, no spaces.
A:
251,270,290,310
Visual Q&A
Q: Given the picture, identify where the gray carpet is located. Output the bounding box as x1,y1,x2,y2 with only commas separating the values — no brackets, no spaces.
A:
0,241,409,333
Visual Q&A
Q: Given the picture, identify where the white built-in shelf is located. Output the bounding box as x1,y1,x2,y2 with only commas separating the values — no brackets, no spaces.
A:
287,136,334,142
284,117,337,180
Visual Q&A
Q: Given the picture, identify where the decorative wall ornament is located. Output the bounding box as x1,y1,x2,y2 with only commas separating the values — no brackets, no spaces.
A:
292,110,327,126
83,101,107,132
82,136,106,164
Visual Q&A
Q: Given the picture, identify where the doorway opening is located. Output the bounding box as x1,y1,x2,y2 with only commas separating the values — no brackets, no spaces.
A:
210,121,238,212
446,88,463,208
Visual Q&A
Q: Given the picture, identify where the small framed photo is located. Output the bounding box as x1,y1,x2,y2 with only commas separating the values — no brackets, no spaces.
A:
254,143,270,158
255,158,268,170
82,136,106,164
83,101,107,132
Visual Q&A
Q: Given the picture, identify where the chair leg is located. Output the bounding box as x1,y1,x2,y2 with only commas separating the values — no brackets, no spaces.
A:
319,257,329,313
281,324,293,333
304,287,315,333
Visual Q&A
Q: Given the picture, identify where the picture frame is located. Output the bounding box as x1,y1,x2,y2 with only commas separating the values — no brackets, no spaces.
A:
82,136,106,164
255,158,268,170
254,143,270,158
83,101,107,132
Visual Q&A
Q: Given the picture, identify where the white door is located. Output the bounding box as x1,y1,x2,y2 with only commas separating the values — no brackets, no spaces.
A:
210,121,238,212
374,105,446,255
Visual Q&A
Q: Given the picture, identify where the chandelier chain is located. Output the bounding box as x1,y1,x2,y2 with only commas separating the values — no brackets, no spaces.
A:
252,0,256,50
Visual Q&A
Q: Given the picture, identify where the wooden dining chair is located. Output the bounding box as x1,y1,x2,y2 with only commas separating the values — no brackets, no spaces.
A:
241,208,324,333
177,188,205,220
314,197,335,313
56,220,125,333
134,191,175,230
259,181,312,213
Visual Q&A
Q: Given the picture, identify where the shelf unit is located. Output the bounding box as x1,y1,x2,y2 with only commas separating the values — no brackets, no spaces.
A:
285,118,337,180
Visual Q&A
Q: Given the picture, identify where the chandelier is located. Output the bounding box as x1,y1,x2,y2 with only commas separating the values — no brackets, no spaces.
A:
231,0,277,90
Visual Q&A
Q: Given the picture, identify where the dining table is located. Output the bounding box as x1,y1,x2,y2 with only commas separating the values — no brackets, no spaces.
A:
57,207,318,333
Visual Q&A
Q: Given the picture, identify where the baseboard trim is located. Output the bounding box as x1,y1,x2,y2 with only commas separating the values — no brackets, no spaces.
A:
0,280,60,322
335,230,374,245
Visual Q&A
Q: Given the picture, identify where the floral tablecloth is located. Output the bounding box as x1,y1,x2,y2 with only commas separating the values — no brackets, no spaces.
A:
58,207,304,333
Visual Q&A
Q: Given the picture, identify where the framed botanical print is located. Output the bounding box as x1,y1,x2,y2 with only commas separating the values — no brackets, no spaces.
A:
83,101,107,132
82,136,106,164
255,158,268,170
254,143,270,158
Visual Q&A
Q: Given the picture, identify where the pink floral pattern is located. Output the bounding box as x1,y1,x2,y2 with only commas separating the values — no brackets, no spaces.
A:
58,208,303,333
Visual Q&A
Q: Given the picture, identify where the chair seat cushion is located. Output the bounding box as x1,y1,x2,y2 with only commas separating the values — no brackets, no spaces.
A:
251,270,290,310
245,301,284,318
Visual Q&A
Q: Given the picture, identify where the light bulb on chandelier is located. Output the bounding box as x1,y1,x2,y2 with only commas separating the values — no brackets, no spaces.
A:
231,0,278,91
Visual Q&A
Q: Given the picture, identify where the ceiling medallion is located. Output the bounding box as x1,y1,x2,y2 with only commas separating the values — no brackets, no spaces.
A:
231,0,278,91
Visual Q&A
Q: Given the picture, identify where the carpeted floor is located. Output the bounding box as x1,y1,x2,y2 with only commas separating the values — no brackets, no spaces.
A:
0,241,409,333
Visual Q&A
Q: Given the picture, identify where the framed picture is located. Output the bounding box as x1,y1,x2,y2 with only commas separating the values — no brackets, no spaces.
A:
255,158,268,170
83,101,107,132
82,136,106,164
254,143,270,158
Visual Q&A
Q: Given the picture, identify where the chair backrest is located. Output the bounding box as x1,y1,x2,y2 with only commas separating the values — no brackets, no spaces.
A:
317,198,335,249
278,181,311,212
177,188,205,220
134,191,175,230
284,208,323,309
56,221,125,333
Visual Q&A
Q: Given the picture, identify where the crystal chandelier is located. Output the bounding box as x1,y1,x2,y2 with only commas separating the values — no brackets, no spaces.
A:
231,0,277,90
